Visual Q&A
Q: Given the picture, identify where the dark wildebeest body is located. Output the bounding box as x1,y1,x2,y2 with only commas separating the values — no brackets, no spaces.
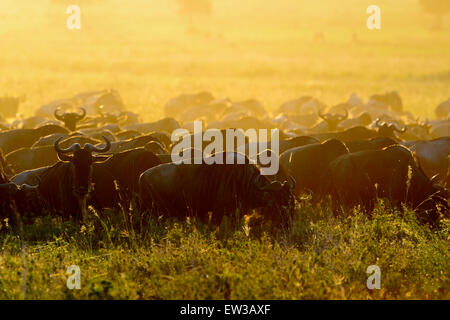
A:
6,146,58,174
326,146,448,224
245,135,319,156
0,157,41,226
279,139,349,197
123,118,179,135
0,125,69,154
90,148,162,210
11,166,50,186
345,137,397,153
139,152,294,225
108,133,170,154
310,126,378,142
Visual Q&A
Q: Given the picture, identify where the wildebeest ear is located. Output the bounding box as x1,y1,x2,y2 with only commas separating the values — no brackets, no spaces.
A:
57,152,72,162
93,155,111,163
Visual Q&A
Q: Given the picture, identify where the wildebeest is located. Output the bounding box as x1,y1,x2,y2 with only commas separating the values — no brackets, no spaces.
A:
317,108,348,131
369,91,403,112
37,135,111,220
401,118,432,141
325,146,448,225
32,133,99,149
372,118,407,140
54,107,86,131
5,145,59,174
338,112,372,129
0,158,41,225
11,166,50,186
139,152,294,226
124,118,180,135
345,137,397,153
0,125,69,155
31,133,70,148
90,148,162,210
36,89,125,118
401,137,450,185
245,135,319,156
180,98,231,123
279,139,349,197
277,96,326,115
6,135,104,174
164,91,215,118
107,132,170,154
310,126,379,142
430,121,450,139
222,99,266,119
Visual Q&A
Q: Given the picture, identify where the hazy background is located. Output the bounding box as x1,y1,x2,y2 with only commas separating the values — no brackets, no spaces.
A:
0,0,449,121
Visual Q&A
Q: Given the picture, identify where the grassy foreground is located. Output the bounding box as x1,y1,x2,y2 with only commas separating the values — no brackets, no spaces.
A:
0,202,449,299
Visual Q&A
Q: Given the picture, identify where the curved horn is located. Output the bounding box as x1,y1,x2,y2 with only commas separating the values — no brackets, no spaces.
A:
84,135,111,153
374,118,382,128
54,136,81,154
392,123,407,133
54,108,65,121
76,107,86,120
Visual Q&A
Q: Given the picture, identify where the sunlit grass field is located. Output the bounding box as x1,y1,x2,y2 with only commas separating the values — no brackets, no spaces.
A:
1,203,449,299
0,0,449,299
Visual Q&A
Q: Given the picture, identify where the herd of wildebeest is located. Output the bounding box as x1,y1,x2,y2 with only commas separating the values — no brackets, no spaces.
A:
0,89,449,229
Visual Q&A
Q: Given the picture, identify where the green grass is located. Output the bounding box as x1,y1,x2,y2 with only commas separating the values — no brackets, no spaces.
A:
0,202,449,299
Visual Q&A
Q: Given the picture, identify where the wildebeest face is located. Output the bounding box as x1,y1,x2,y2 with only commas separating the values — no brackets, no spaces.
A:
55,135,111,200
253,173,295,225
318,108,348,131
54,107,86,131
69,149,94,198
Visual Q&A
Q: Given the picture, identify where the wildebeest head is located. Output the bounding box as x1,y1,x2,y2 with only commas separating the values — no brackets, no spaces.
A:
382,146,448,226
54,107,86,131
370,91,403,112
96,105,127,124
407,117,432,139
318,108,348,131
252,172,296,226
374,118,406,139
54,135,111,199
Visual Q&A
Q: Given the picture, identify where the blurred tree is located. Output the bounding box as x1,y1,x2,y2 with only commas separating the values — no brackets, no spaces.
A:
419,0,450,30
176,0,212,17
